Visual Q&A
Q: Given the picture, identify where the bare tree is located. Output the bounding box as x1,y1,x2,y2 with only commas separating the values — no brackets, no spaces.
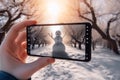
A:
30,27,48,49
76,0,120,54
66,25,85,49
0,0,34,44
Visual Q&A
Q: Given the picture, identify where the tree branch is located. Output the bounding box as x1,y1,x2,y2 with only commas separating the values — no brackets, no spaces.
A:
11,12,22,22
106,12,120,39
83,0,97,23
0,9,12,31
79,14,93,22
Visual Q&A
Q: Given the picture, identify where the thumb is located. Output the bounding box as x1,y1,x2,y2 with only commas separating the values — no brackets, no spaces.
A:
27,57,55,71
13,57,55,79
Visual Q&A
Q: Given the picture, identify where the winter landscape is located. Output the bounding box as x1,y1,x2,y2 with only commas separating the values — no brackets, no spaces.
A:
27,46,120,80
0,0,120,80
29,24,86,61
31,45,86,60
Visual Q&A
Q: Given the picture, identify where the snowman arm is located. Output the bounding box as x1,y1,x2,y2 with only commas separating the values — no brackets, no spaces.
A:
48,33,54,39
63,32,66,39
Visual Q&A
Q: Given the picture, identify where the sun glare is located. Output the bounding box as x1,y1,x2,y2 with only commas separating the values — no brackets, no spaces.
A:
47,3,60,15
46,1,62,22
49,26,63,37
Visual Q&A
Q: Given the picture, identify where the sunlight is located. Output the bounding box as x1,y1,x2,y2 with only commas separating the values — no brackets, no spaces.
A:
49,26,63,37
46,2,61,17
45,1,63,23
33,0,81,23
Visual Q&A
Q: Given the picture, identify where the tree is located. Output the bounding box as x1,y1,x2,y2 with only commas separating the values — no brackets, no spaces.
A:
116,34,120,47
66,25,85,49
76,0,120,54
30,26,48,49
0,0,34,44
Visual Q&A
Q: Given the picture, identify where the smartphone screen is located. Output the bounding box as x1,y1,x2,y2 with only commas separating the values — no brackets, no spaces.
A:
27,23,91,62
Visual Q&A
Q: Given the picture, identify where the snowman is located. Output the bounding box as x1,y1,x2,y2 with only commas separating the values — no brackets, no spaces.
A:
49,30,68,58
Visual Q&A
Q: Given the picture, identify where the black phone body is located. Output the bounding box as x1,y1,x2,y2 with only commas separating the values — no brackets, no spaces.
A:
27,22,91,62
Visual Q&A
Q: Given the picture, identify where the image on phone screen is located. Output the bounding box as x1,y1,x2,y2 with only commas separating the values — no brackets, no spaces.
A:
27,23,91,61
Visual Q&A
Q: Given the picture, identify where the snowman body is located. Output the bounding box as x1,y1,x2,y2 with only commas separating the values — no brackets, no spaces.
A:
52,32,68,58
53,35,65,52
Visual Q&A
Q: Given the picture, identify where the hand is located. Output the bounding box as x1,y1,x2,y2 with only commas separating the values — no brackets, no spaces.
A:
0,20,55,79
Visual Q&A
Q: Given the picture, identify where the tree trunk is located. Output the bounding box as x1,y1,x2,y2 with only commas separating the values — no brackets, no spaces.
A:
106,40,111,49
108,39,119,54
92,41,96,51
93,24,120,54
74,42,77,48
119,41,120,47
79,0,120,54
78,42,82,49
0,20,13,45
0,31,5,45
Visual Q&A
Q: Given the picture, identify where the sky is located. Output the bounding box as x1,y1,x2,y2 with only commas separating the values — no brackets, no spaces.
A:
0,0,120,35
1,0,119,24
31,0,81,23
29,0,120,24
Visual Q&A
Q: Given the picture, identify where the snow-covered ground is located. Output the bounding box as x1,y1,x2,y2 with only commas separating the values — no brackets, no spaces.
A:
31,45,85,60
27,46,120,80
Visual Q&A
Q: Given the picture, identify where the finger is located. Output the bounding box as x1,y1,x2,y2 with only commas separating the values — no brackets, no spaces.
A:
21,41,27,49
25,58,55,77
19,42,27,62
15,41,27,63
13,57,55,79
15,31,26,45
28,57,55,69
27,57,55,75
19,50,28,63
6,20,36,43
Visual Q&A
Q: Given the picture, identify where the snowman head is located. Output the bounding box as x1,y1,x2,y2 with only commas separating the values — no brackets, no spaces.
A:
55,30,61,36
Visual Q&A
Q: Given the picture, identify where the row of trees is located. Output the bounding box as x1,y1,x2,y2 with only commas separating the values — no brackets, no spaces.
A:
29,24,86,50
75,0,120,54
0,0,120,54
30,26,49,49
65,25,85,49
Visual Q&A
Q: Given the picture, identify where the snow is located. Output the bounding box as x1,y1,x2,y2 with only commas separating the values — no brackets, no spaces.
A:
31,45,85,60
27,46,120,80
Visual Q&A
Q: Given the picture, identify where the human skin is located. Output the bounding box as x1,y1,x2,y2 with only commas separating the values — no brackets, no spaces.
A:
0,20,55,79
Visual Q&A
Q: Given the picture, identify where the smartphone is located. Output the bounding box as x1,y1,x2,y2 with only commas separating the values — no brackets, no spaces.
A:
27,22,91,62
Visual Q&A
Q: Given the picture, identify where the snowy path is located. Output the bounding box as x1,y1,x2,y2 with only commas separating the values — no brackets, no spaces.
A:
31,45,85,60
27,46,120,80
